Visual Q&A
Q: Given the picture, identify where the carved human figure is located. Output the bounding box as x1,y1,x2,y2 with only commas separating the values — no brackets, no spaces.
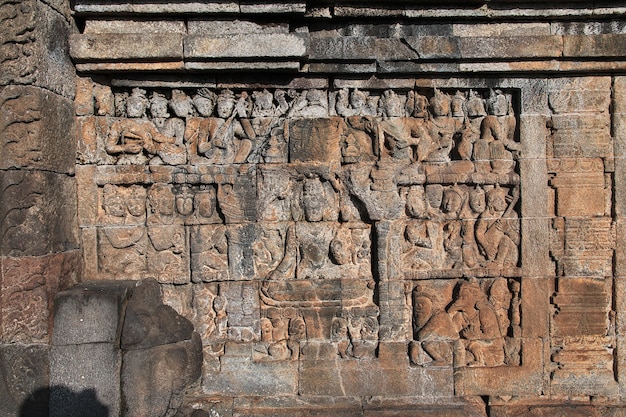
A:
406,90,429,119
98,185,146,275
192,88,217,117
331,317,351,359
217,183,246,223
461,186,487,268
350,316,378,359
473,89,519,174
441,186,468,269
458,90,486,161
150,92,170,119
146,184,185,276
213,295,228,338
106,118,186,165
197,89,256,164
175,185,194,217
448,280,505,367
410,292,458,366
126,88,149,118
475,185,519,270
287,317,306,360
192,185,217,223
423,89,459,163
287,89,328,118
376,90,428,163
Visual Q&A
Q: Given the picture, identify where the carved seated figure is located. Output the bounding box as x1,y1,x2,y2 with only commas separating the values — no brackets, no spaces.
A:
473,89,519,174
197,89,256,164
423,89,459,163
475,185,519,270
410,293,459,366
448,280,505,367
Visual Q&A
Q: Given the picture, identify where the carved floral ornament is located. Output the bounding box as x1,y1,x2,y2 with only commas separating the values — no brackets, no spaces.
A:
81,84,524,369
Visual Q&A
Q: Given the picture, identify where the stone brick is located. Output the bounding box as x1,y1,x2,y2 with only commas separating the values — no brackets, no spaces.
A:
50,343,121,417
0,170,79,257
188,19,290,36
309,36,377,60
70,33,183,61
564,34,626,57
404,36,460,60
1,251,81,344
0,0,76,97
0,344,49,417
459,36,563,59
0,85,76,173
122,335,202,417
185,34,308,59
52,280,135,346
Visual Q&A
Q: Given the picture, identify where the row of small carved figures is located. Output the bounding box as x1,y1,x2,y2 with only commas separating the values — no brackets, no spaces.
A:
99,86,515,121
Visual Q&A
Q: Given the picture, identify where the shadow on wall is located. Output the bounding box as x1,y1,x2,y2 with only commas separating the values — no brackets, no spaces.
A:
20,386,109,417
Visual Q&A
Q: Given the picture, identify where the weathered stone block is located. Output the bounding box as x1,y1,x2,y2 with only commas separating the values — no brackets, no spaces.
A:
203,356,298,396
459,36,563,59
185,33,308,59
121,279,195,350
1,251,81,344
564,34,626,57
122,334,202,417
0,344,49,417
404,36,460,60
0,85,76,172
289,118,343,163
52,281,135,346
0,170,79,257
188,19,289,36
70,33,183,61
50,343,121,417
0,0,76,97
309,36,377,60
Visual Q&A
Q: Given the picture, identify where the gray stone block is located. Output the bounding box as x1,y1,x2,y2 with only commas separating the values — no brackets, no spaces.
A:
0,344,49,417
53,281,135,346
50,343,121,417
0,85,76,173
0,170,78,257
184,33,308,59
71,33,183,61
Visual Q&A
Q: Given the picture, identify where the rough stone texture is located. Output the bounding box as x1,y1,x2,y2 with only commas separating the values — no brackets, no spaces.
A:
0,85,76,173
1,251,81,344
0,170,79,257
50,279,202,417
0,344,49,417
0,0,76,98
4,1,626,416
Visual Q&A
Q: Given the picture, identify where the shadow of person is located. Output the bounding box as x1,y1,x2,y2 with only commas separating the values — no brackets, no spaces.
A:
20,385,109,417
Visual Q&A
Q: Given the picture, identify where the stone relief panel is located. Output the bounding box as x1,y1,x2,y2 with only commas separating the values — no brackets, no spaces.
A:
77,82,525,378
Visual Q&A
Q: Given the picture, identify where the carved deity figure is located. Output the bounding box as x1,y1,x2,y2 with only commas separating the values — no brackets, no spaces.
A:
448,280,505,367
423,89,460,163
197,89,257,164
475,185,519,270
409,292,459,366
473,89,519,174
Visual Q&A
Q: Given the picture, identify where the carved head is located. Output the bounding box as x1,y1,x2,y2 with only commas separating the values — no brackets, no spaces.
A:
260,318,273,342
126,185,147,217
451,90,466,117
412,294,433,329
217,89,236,118
489,278,511,309
253,89,274,111
467,90,486,117
469,186,486,214
449,280,485,313
330,230,353,265
380,89,403,117
170,89,194,118
103,185,125,217
288,317,306,341
331,317,349,339
126,88,148,118
193,88,217,117
148,184,175,216
302,177,325,222
429,88,451,117
175,185,194,216
441,186,464,215
213,295,226,312
194,187,216,219
150,92,170,118
350,88,367,110
406,186,428,218
486,185,508,212
487,89,509,117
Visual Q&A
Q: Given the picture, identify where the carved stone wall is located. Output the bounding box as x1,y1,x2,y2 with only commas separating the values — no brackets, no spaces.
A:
4,0,626,416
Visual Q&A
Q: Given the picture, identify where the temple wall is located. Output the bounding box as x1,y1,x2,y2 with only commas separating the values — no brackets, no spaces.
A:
3,1,626,416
